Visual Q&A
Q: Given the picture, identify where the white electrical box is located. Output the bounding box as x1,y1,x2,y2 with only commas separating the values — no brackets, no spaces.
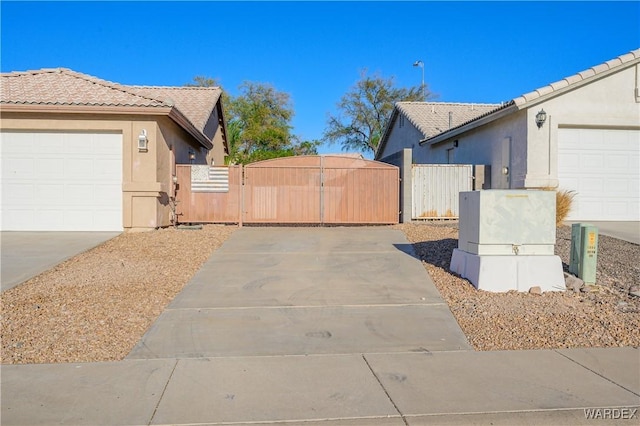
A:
458,190,556,256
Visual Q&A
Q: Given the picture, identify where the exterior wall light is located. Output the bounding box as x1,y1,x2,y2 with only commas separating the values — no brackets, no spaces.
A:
535,109,547,128
138,129,149,152
189,150,196,164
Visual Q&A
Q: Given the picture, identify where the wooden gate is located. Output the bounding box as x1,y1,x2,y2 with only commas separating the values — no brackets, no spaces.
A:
175,156,399,225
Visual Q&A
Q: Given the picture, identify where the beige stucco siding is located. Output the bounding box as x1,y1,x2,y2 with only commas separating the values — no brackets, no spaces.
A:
417,111,528,189
378,115,424,161
0,113,213,230
525,65,640,189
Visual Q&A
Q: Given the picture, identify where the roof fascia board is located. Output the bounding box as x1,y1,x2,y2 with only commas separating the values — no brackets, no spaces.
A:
0,104,172,115
168,108,213,150
216,99,230,155
419,103,518,146
513,58,640,108
1,103,213,150
374,107,399,160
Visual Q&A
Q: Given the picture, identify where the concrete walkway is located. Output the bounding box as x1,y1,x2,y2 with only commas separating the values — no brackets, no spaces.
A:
1,231,120,291
1,227,638,425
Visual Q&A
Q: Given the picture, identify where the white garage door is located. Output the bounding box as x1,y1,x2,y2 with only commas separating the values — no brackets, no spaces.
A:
1,131,123,231
558,128,639,221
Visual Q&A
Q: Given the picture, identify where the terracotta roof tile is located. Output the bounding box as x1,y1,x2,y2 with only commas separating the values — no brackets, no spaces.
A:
1,68,222,137
130,86,221,133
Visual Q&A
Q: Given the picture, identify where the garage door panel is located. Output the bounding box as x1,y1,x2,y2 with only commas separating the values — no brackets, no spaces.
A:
93,133,123,154
36,158,65,178
94,159,121,178
1,132,33,153
64,184,94,205
605,178,635,195
1,131,123,231
64,159,95,178
559,128,639,221
64,133,95,153
37,135,65,153
5,158,35,177
3,210,35,229
4,183,36,204
93,184,121,205
559,153,579,170
36,184,64,203
36,210,65,229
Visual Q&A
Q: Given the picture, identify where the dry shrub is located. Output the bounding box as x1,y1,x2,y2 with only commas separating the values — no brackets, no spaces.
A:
541,187,576,227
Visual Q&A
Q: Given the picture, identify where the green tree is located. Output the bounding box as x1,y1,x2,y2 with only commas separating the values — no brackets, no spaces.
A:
187,77,320,164
225,82,320,164
324,70,432,155
184,76,219,87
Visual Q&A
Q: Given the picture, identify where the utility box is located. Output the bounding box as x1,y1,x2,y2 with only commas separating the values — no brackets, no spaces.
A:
451,189,565,292
570,223,598,284
458,190,556,256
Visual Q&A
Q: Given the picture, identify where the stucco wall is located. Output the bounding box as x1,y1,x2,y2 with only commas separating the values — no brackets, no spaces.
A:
203,104,227,166
0,112,212,231
411,63,640,190
524,64,640,188
378,114,424,161
414,111,528,189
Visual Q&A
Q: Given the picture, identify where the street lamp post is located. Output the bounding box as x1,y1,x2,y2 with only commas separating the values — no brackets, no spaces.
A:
413,60,425,101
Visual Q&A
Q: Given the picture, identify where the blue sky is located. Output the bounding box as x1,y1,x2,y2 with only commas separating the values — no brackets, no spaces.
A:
2,1,639,157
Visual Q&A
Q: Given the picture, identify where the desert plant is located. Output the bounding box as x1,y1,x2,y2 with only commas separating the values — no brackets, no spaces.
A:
541,187,576,227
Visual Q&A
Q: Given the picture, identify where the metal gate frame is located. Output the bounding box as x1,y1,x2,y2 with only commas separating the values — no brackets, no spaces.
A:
175,156,399,225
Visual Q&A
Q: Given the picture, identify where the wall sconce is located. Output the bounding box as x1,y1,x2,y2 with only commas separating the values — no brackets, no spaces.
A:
535,109,547,128
188,150,196,163
138,129,148,152
502,166,509,175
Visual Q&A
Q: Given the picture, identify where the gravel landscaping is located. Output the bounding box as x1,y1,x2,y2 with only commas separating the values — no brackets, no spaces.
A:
1,222,638,364
1,225,237,364
395,222,640,351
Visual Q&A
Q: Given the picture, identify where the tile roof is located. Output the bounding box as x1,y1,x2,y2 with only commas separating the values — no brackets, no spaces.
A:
1,68,222,141
395,102,503,139
418,48,640,145
513,48,640,106
130,86,222,134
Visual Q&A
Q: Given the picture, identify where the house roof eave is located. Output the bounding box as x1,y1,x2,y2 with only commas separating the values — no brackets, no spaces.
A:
168,108,213,150
419,102,518,146
0,103,213,150
374,106,399,160
0,103,173,116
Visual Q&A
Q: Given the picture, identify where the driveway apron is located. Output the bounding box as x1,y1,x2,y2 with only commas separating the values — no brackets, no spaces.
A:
127,226,471,359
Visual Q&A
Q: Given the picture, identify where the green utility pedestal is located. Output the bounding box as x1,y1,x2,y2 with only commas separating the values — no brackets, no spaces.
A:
570,223,598,284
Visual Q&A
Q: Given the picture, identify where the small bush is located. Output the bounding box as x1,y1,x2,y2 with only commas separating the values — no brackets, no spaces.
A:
542,187,576,227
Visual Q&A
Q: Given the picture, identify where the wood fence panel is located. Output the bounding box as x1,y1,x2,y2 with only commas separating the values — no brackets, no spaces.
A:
175,156,399,225
323,159,399,224
175,165,242,223
244,157,322,223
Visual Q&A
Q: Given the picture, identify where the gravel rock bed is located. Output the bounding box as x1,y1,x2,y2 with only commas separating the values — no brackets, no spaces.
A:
2,222,638,364
1,225,237,364
395,222,640,351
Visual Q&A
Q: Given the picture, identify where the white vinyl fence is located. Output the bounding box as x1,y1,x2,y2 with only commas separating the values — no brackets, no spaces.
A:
412,164,473,219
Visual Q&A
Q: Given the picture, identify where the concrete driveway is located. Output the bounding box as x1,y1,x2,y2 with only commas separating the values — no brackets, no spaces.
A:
1,232,121,291
127,226,471,359
3,227,639,425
